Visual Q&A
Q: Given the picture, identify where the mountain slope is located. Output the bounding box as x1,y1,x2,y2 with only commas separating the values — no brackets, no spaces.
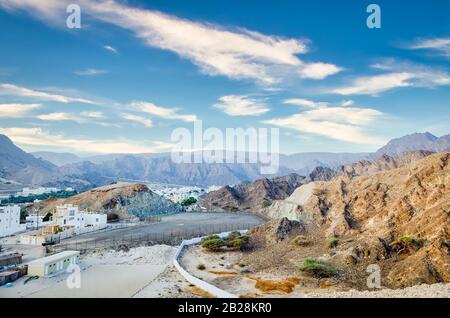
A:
199,173,306,212
0,134,57,185
32,151,82,166
246,152,450,288
375,132,450,157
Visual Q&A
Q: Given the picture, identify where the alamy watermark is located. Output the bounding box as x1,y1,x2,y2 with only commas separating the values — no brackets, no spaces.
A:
170,121,279,174
367,4,381,29
366,264,382,289
66,264,81,289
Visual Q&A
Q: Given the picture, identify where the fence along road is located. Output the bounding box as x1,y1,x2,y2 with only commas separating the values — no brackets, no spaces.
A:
54,212,263,252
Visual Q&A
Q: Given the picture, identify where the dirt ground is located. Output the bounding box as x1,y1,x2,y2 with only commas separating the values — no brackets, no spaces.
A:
179,244,450,298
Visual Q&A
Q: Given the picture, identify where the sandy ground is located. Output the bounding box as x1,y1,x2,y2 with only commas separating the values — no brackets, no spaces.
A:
179,245,450,298
0,245,196,298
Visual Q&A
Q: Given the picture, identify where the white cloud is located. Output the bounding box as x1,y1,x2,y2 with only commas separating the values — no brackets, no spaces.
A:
103,45,118,54
0,127,174,154
0,0,341,85
37,112,88,124
0,103,40,117
333,60,450,96
341,100,354,106
37,111,106,124
298,62,342,80
121,113,153,127
265,100,385,145
0,83,98,104
80,111,104,118
213,95,270,116
407,37,450,59
283,98,328,108
74,68,109,76
333,72,414,95
130,101,198,122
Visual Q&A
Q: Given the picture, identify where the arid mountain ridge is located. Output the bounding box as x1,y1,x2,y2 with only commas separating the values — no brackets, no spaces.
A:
239,152,449,289
1,132,449,191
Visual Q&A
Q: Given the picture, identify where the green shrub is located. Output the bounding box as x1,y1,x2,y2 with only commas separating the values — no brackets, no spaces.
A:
398,236,422,246
202,238,225,251
299,258,337,278
261,200,272,208
327,236,340,249
226,231,241,241
227,236,249,250
390,236,423,253
181,197,197,206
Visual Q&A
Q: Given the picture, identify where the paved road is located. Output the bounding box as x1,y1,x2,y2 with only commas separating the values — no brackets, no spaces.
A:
59,212,263,245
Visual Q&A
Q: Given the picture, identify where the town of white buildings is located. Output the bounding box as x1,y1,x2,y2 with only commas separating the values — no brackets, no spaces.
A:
0,204,106,244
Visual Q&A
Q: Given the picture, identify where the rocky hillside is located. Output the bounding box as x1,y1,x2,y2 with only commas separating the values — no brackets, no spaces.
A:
244,152,450,289
199,173,306,212
0,134,56,185
309,150,433,182
27,182,182,220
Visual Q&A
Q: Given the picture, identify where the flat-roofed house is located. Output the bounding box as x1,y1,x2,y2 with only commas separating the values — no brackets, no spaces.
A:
27,251,80,277
0,205,26,237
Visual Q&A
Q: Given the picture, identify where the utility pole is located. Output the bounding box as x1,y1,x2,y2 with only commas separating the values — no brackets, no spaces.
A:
34,199,39,231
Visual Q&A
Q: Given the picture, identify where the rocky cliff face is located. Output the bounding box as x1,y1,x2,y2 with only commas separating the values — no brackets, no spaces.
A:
244,152,450,288
199,173,306,212
28,182,182,219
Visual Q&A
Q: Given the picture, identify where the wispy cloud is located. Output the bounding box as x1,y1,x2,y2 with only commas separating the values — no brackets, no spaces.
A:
0,83,98,104
406,37,450,59
265,99,385,145
130,101,198,122
332,60,450,96
0,127,174,154
74,68,109,76
37,111,106,124
37,112,89,124
283,98,328,108
0,0,341,86
80,111,104,118
121,113,153,127
0,103,40,117
298,62,342,80
103,45,118,54
213,95,270,116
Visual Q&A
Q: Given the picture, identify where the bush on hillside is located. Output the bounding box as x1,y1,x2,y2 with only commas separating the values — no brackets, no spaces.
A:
299,258,337,278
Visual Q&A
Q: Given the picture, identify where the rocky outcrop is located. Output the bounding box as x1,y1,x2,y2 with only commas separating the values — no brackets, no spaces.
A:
245,152,450,288
199,174,306,212
249,217,306,245
309,166,339,181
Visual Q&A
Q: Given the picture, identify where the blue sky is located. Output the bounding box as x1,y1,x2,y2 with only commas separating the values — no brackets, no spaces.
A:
0,0,449,155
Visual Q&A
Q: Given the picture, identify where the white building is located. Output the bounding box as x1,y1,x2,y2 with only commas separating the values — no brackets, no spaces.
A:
28,251,80,277
15,187,60,197
0,205,26,237
54,204,107,232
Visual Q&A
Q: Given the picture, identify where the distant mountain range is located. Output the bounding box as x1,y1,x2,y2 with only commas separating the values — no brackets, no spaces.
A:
0,132,449,190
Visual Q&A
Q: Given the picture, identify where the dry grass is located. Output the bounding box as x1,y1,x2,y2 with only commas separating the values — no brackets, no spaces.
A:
208,270,238,276
185,286,215,298
248,276,300,294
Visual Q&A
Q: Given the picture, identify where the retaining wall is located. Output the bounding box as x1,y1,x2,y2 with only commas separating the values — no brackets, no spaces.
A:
173,230,248,298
